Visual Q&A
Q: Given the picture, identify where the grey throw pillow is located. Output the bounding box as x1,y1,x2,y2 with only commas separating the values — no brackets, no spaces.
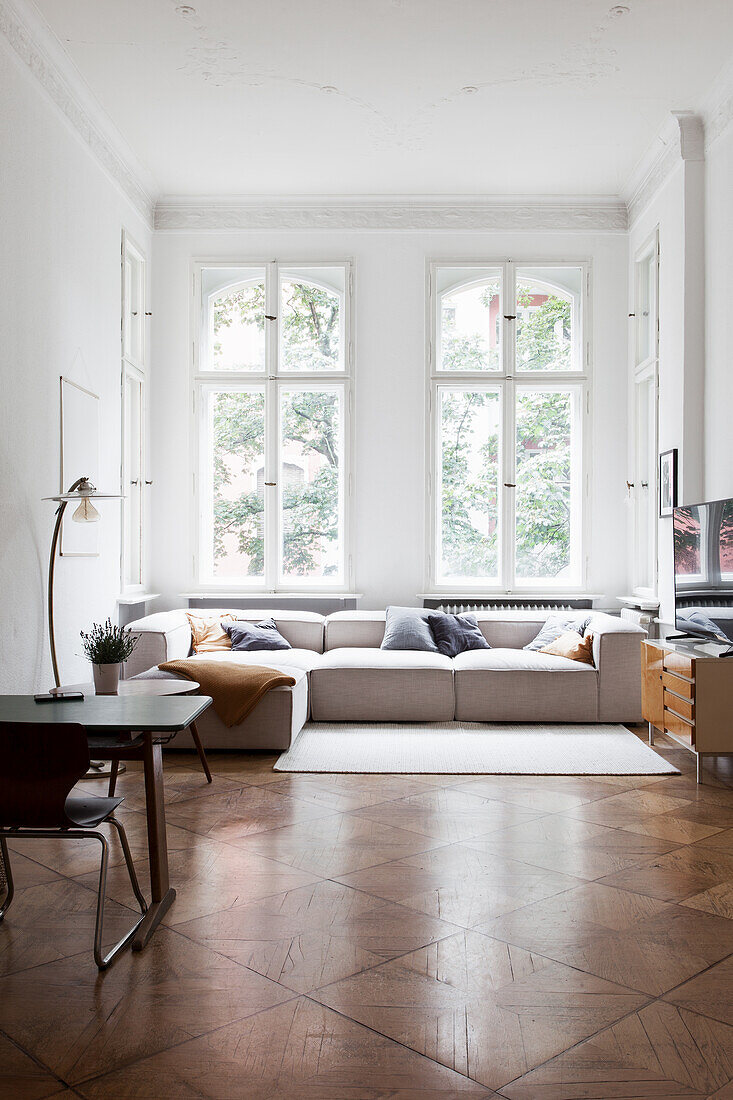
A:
223,618,292,652
381,607,438,652
524,612,592,652
427,612,491,658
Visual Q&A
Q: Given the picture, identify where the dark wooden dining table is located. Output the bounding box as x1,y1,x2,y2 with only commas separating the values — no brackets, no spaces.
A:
0,693,212,950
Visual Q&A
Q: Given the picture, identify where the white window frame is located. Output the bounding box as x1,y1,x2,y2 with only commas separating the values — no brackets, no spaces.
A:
192,259,354,592
120,230,148,596
426,259,591,595
631,229,660,598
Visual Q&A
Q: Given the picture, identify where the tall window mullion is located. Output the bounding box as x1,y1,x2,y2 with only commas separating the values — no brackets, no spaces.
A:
502,375,516,590
264,261,279,590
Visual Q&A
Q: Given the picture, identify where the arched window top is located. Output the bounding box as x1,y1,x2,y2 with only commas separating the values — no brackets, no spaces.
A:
439,273,502,373
279,268,345,373
208,273,266,374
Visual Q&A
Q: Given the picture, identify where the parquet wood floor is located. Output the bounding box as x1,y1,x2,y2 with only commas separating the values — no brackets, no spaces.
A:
1,725,732,1098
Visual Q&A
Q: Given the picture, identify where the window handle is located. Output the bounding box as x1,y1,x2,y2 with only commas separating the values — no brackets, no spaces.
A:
145,479,153,485
504,482,516,488
503,314,517,321
265,315,277,321
265,481,277,486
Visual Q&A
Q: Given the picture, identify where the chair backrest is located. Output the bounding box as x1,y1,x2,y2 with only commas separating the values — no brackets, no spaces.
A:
0,722,91,828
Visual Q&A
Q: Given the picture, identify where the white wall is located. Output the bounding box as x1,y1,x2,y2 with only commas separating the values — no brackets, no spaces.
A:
705,119,733,502
0,38,151,691
151,229,629,611
628,141,707,623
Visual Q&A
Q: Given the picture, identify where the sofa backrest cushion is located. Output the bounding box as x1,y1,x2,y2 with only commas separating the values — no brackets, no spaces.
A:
324,610,579,651
325,611,387,649
190,609,325,653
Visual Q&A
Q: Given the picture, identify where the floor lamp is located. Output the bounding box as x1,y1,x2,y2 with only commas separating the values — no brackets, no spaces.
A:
43,477,123,688
43,479,124,779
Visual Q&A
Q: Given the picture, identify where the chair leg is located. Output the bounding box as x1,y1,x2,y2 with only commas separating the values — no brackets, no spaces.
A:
0,838,14,920
107,816,148,914
189,720,212,783
90,831,147,970
108,760,120,797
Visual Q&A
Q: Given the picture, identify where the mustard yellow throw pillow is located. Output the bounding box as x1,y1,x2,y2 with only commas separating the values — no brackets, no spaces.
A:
186,610,237,653
540,630,595,666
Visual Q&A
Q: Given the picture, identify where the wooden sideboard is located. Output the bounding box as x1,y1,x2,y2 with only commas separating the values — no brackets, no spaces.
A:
642,638,733,782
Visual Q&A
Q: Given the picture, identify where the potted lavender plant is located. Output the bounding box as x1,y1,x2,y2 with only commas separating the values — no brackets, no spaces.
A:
80,619,139,695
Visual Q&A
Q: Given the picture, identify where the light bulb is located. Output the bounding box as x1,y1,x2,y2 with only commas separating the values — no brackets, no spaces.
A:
72,497,100,523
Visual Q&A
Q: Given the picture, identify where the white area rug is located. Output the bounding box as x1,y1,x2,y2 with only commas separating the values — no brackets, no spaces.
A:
275,722,679,775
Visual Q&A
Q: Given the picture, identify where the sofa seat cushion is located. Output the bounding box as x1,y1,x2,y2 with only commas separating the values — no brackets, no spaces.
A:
310,647,454,721
317,648,453,672
453,648,594,673
182,650,320,675
454,647,598,722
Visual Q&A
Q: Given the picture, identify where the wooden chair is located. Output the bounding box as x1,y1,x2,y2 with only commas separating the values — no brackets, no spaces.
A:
0,721,147,969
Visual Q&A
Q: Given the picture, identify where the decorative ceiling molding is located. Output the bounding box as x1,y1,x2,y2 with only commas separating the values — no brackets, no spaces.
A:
672,110,705,161
623,111,706,229
154,198,628,233
0,0,155,226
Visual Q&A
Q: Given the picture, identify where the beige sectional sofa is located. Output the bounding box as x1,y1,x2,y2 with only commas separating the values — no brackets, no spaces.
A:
123,608,646,750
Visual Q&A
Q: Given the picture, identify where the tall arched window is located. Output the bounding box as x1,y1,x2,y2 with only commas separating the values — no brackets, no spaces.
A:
194,262,352,589
429,263,587,590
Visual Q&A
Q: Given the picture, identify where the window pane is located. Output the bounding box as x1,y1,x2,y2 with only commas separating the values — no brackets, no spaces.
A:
438,268,502,372
635,250,656,367
438,388,501,582
515,387,580,584
280,267,344,372
123,374,142,587
208,389,265,579
515,266,582,372
203,267,266,372
279,388,343,582
634,375,656,590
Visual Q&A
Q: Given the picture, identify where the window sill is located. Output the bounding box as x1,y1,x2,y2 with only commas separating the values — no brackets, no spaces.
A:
116,592,161,606
180,591,362,600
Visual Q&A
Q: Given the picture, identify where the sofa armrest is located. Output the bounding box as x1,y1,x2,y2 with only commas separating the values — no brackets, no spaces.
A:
123,610,192,679
587,613,646,721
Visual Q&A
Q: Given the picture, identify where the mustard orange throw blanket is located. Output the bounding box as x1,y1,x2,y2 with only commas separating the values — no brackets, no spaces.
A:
159,660,296,728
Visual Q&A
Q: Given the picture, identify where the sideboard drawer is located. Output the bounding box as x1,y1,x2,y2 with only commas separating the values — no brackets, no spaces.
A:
664,690,694,723
663,651,694,679
662,670,694,700
664,707,695,746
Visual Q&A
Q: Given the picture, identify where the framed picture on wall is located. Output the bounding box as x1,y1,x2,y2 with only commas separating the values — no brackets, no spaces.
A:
659,448,678,518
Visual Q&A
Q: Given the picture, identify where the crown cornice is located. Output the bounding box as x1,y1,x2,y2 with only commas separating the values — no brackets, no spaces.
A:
154,197,628,233
0,0,155,226
624,111,706,229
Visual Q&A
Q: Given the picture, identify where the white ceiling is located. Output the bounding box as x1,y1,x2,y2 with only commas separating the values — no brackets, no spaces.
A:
34,0,733,198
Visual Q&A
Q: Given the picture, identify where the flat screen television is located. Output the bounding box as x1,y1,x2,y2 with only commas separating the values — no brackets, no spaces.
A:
674,497,733,647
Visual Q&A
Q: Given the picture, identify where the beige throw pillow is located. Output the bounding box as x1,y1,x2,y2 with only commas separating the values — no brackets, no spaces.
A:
540,630,595,666
186,610,237,653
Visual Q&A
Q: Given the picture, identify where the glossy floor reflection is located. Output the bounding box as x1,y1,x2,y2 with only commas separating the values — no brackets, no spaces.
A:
1,726,732,1098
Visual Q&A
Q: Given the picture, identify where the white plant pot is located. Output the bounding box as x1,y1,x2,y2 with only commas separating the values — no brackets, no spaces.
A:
93,662,121,695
